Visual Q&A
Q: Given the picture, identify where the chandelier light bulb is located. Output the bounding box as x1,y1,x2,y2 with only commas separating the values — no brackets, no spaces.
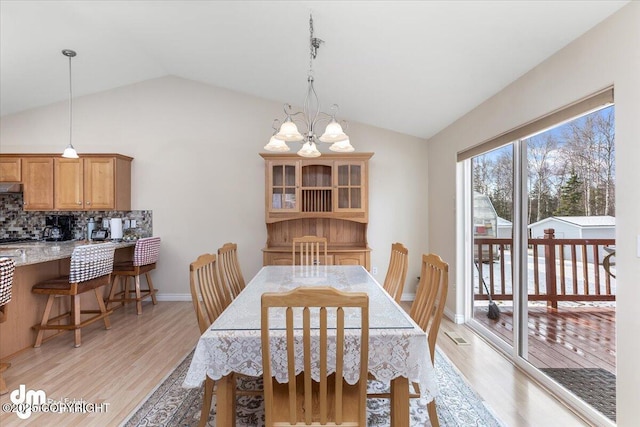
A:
319,120,348,143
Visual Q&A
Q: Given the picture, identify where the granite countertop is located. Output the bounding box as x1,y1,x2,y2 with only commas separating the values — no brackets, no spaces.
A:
0,240,136,267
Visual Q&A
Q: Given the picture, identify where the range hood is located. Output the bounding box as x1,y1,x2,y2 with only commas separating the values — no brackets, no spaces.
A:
0,183,23,193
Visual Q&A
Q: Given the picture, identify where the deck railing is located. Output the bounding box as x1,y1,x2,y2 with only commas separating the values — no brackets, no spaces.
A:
474,228,615,308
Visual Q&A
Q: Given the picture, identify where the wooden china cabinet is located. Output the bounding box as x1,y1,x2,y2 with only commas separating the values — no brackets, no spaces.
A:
260,152,373,270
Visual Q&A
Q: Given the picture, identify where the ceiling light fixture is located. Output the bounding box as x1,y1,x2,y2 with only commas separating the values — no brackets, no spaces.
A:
264,14,354,158
61,49,79,159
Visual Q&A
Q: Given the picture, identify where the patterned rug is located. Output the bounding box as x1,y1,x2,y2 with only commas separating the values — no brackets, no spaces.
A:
542,368,616,421
122,348,504,426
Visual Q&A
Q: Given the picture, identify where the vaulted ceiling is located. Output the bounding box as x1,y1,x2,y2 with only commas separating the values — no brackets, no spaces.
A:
0,1,629,139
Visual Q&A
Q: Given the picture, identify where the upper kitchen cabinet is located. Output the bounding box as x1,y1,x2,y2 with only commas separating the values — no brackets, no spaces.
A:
22,157,54,211
0,157,21,182
1,153,132,211
55,155,132,211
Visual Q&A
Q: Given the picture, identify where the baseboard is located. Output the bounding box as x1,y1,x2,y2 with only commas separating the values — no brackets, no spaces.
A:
445,306,465,324
156,293,193,302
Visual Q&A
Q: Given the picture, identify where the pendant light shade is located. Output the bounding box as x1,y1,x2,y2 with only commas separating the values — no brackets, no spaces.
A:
297,141,321,158
319,119,348,143
274,118,304,142
264,135,291,152
329,138,355,153
61,49,79,159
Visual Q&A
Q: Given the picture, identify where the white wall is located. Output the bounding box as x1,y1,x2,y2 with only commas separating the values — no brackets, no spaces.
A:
427,2,639,424
0,75,429,299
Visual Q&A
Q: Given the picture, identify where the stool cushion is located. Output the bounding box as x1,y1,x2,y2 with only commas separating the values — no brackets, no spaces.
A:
0,257,15,306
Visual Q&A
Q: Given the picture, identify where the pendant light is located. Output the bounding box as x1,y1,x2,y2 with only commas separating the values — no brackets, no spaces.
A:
265,14,353,157
61,49,79,159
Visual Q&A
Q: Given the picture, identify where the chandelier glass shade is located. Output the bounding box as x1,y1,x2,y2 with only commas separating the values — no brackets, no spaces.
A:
265,14,353,158
61,49,79,159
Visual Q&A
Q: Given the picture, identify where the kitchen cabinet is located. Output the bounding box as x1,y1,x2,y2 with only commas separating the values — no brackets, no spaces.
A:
22,157,54,211
260,153,373,270
1,153,132,211
0,157,21,182
55,155,132,211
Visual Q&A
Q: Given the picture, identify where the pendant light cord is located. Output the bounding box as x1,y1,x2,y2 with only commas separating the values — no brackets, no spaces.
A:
68,53,73,148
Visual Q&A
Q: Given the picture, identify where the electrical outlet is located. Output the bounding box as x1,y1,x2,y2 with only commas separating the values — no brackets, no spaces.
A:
372,267,378,275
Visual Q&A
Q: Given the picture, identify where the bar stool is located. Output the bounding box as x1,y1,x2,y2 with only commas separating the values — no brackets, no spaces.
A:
0,257,16,395
32,244,116,348
107,237,161,315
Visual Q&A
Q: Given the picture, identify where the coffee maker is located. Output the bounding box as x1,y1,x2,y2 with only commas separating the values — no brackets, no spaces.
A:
42,215,74,241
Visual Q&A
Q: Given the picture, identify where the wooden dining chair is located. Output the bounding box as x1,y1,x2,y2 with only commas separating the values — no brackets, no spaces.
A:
189,253,259,427
217,242,246,300
106,236,161,315
32,244,116,348
189,253,231,336
408,253,449,427
261,286,369,426
0,257,15,395
292,235,328,266
382,242,409,303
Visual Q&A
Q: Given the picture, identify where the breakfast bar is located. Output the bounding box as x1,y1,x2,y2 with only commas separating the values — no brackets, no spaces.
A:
0,240,135,358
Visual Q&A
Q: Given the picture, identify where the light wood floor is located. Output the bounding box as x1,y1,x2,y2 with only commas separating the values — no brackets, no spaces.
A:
0,301,588,426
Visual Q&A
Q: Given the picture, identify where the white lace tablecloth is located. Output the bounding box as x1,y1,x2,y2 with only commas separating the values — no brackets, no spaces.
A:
183,265,438,402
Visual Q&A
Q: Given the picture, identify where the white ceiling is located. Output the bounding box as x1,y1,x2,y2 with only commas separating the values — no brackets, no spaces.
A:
0,1,629,139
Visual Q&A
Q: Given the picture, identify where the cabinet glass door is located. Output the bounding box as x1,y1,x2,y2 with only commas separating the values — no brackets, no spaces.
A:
335,162,364,211
270,162,299,211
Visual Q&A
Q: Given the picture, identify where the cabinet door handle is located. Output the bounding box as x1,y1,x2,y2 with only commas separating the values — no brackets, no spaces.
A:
86,201,91,205
77,201,82,205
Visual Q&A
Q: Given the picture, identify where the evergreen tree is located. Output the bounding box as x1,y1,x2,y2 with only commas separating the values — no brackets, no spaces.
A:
556,172,584,216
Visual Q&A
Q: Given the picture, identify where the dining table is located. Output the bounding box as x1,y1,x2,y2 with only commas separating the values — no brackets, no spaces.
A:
183,265,438,426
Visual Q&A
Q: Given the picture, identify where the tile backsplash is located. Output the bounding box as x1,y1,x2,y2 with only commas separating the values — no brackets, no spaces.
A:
0,193,152,240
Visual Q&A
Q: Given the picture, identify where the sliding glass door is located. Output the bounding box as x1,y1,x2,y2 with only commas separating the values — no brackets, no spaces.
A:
461,100,616,426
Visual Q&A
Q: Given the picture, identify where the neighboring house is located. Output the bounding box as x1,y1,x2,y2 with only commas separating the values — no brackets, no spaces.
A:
528,216,615,263
497,217,512,239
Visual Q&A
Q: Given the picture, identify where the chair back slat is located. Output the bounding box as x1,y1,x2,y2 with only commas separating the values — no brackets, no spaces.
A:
0,257,16,307
410,253,449,363
133,237,161,267
261,286,368,426
383,242,409,302
69,244,116,284
217,242,246,299
292,236,328,266
189,254,231,334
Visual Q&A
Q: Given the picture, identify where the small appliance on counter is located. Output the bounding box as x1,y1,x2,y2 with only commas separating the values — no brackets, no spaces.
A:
91,229,108,241
42,215,74,241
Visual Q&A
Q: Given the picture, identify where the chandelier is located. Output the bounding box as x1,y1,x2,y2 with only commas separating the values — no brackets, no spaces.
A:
264,14,354,158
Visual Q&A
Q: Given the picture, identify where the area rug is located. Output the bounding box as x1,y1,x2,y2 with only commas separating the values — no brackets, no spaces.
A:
122,348,504,426
541,368,616,422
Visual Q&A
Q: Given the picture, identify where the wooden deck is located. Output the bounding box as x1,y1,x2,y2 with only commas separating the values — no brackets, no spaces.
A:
474,303,616,374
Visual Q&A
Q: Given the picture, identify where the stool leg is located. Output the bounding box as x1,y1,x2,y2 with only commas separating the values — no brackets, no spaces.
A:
0,362,11,395
145,272,158,305
72,294,81,348
95,288,111,330
34,295,55,348
106,275,119,309
135,275,143,315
